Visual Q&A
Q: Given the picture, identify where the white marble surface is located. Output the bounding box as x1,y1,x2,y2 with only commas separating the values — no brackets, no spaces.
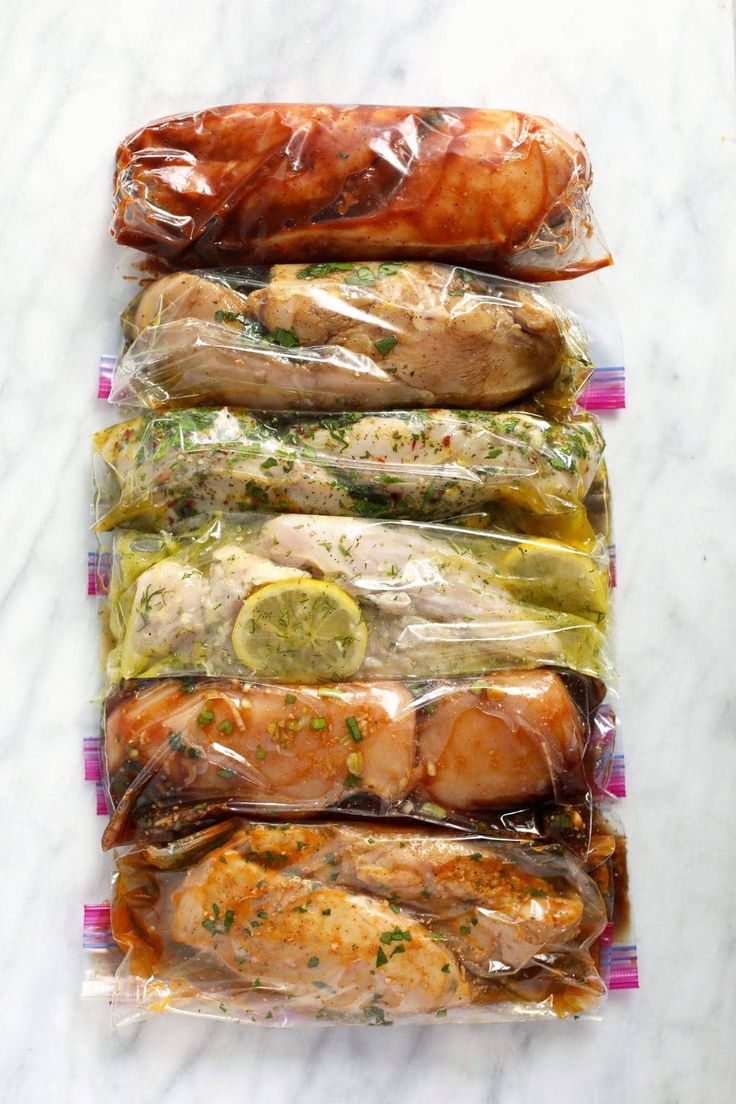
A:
1,0,735,1100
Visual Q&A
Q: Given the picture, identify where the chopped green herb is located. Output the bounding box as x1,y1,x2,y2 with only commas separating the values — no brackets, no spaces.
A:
168,731,185,751
285,693,297,703
216,767,236,779
297,262,354,280
272,327,299,348
345,265,376,286
346,752,363,775
307,956,320,969
217,720,233,734
374,335,398,357
197,710,214,726
261,457,278,469
137,584,167,627
376,946,388,968
420,802,447,820
345,716,362,742
380,927,412,945
311,717,327,730
344,773,361,789
376,262,403,278
436,1008,448,1018
363,1004,392,1026
441,964,450,973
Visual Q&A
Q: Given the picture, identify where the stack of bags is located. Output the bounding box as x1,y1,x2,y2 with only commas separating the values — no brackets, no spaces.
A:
85,104,637,1026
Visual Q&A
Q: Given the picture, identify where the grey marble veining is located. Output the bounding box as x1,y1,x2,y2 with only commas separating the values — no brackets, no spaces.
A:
0,0,735,1101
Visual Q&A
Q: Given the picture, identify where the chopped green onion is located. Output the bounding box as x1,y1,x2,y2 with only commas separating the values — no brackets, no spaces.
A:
345,716,362,742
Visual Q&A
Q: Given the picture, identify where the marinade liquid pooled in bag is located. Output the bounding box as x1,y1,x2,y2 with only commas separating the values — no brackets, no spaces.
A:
104,514,612,685
94,406,604,546
100,670,606,850
109,819,609,1025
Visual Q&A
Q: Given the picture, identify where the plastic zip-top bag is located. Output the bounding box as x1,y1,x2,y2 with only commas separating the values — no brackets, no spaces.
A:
112,105,611,279
107,263,595,416
103,514,613,685
95,670,606,852
99,819,611,1025
93,407,605,546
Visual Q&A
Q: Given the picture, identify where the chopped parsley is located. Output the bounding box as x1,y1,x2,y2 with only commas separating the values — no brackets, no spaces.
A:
271,327,299,348
297,262,355,279
374,335,398,358
202,903,235,937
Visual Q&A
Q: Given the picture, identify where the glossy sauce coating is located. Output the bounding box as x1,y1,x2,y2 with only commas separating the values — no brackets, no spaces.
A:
113,104,609,278
111,821,607,1022
102,673,587,846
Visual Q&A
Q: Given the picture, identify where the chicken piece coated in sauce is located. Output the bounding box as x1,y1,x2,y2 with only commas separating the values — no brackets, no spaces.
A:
248,262,565,407
102,672,588,846
416,670,584,810
113,105,607,278
172,824,590,982
103,679,415,832
93,406,603,532
171,840,466,1016
125,262,569,410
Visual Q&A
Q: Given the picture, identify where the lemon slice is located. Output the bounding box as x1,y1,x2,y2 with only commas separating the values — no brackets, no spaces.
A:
499,539,608,622
231,578,368,681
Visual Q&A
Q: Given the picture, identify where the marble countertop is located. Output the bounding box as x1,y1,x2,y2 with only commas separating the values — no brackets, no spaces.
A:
1,0,735,1101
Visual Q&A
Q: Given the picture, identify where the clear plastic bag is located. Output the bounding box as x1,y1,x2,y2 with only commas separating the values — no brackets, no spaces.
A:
104,514,612,685
109,263,594,415
105,818,609,1025
93,407,604,545
112,105,610,280
99,669,606,851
